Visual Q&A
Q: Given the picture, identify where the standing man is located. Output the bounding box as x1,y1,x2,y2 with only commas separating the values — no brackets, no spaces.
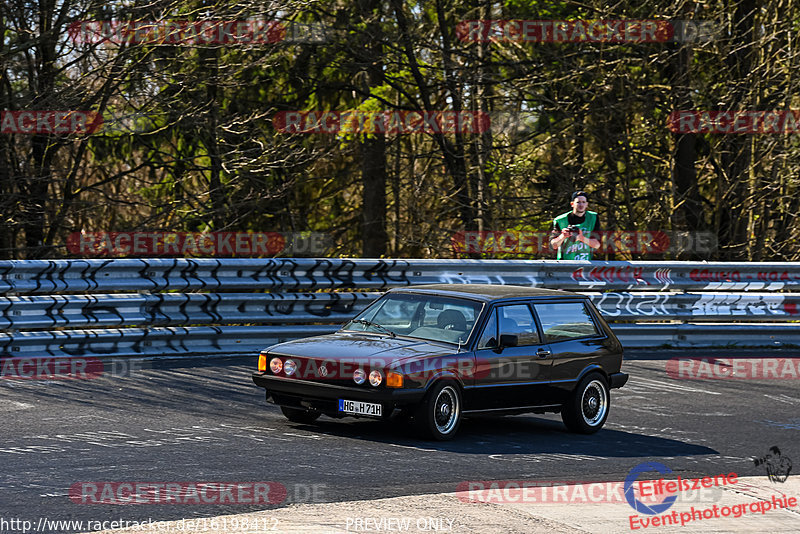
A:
550,191,601,260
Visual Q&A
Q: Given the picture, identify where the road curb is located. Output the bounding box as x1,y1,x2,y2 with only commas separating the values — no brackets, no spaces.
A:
88,476,800,533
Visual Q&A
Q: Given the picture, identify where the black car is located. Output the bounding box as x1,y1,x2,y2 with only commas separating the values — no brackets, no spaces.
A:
252,284,628,440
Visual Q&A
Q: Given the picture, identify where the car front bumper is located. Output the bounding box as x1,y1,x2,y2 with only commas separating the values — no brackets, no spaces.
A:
252,372,427,415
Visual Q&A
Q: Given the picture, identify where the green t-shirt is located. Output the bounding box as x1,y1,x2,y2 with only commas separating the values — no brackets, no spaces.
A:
553,211,598,260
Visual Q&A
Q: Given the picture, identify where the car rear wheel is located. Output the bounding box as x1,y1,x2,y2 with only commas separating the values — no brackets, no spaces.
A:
561,373,609,434
415,381,462,441
280,406,321,424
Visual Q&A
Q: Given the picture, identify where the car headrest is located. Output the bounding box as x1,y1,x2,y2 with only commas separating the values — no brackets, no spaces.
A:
437,309,467,331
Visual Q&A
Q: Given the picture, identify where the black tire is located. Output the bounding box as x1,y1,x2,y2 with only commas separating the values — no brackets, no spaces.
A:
414,381,462,441
280,406,321,424
561,373,610,434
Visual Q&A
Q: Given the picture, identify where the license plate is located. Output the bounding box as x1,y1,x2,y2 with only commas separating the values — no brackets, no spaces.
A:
338,399,382,417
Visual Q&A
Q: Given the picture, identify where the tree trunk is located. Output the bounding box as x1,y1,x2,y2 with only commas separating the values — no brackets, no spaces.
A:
358,0,388,257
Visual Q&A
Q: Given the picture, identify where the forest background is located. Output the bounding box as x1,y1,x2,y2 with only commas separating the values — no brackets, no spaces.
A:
1,0,797,261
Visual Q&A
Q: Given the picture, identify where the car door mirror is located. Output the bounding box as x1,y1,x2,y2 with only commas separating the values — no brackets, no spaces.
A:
499,334,518,348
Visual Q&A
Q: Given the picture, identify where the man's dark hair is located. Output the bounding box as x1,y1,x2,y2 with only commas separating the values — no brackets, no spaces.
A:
571,191,588,201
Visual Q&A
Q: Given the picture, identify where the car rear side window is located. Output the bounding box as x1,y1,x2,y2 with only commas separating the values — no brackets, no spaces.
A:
533,302,600,342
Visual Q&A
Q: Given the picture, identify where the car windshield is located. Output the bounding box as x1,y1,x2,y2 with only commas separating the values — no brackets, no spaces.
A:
341,292,483,345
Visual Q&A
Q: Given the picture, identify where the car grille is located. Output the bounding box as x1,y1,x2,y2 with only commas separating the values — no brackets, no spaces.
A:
270,354,367,387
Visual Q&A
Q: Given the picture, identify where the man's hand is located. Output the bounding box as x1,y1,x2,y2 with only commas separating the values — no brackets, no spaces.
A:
550,228,568,250
576,229,601,250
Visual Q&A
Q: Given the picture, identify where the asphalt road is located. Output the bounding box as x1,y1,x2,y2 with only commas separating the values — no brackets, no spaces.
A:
1,349,798,533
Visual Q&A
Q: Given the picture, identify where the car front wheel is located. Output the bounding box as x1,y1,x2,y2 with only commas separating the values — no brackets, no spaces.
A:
561,373,609,434
280,406,321,424
415,381,462,441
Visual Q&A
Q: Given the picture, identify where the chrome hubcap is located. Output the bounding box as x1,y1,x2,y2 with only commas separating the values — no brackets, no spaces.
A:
433,386,459,435
581,380,608,426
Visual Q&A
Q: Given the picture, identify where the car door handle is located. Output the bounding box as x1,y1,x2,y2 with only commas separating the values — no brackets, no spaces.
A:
536,349,551,358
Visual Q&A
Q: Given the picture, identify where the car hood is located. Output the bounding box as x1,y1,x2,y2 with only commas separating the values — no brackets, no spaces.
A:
265,333,458,367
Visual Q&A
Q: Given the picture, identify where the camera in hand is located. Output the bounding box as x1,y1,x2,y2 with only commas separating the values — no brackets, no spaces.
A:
566,224,581,235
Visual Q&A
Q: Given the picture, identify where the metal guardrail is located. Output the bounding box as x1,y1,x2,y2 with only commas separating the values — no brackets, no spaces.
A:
0,291,797,331
586,291,800,321
0,323,795,358
1,258,799,293
610,323,800,348
0,325,337,359
0,258,797,356
0,292,379,329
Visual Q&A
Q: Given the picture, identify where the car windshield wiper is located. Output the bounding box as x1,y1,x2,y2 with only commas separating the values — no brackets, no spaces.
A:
350,319,396,338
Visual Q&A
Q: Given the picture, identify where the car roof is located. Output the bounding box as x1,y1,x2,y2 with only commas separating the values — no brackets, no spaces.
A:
390,284,580,302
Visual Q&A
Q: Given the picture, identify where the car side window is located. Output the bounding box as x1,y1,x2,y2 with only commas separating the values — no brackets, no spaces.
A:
497,304,540,346
533,302,600,343
477,310,498,349
421,302,476,332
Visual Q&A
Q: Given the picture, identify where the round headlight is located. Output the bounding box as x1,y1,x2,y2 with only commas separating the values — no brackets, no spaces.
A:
353,368,366,384
369,370,383,387
270,358,283,374
284,359,297,376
